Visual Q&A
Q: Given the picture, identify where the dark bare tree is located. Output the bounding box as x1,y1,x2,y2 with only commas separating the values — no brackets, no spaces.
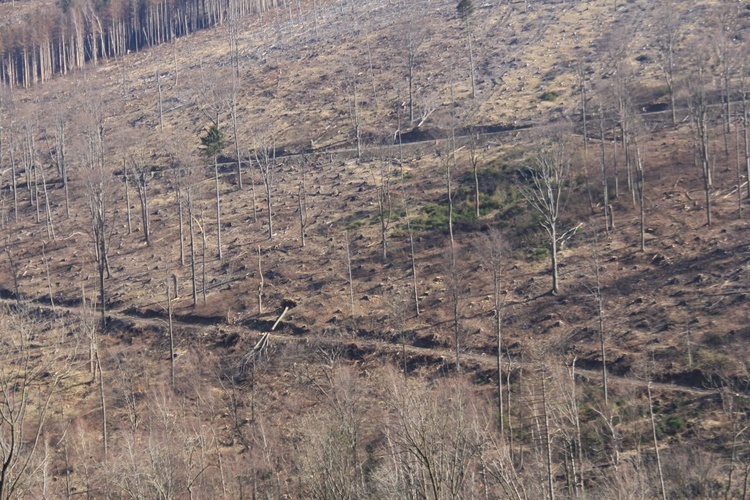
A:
373,159,393,261
516,136,572,295
296,160,309,248
457,0,477,100
398,167,420,317
477,229,508,435
252,131,276,240
343,66,362,159
741,42,750,202
686,46,714,227
128,145,152,245
201,125,226,258
654,1,683,127
79,99,113,329
401,19,425,124
0,309,65,500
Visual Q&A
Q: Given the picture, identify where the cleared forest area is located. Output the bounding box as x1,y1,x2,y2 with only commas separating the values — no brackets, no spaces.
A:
0,0,749,497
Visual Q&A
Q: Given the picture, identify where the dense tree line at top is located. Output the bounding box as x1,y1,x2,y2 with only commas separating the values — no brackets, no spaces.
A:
0,0,277,87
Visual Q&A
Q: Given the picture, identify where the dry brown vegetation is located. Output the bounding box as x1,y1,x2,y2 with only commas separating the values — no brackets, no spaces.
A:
1,0,750,497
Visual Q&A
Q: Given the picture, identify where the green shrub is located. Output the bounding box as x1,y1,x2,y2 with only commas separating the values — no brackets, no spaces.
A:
413,203,449,231
540,90,559,102
659,415,686,436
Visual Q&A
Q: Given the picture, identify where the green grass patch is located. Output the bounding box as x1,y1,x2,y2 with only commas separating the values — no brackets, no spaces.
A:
658,415,686,437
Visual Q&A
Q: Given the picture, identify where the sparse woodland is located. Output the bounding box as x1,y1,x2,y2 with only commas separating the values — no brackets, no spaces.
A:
1,0,750,497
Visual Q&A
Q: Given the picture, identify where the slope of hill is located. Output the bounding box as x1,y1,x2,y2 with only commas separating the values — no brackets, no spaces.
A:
0,0,749,497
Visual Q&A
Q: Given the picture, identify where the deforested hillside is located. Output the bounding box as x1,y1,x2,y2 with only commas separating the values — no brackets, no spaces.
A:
0,0,749,497
0,0,283,87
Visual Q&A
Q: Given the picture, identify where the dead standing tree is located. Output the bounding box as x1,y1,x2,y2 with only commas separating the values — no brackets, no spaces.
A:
401,19,425,125
127,145,152,245
252,131,277,240
78,100,114,330
740,40,750,202
173,149,203,307
200,124,226,258
457,0,477,100
373,159,393,261
49,106,71,218
0,309,65,500
686,47,715,227
296,160,309,248
654,0,684,127
516,138,572,295
343,66,363,160
477,229,508,435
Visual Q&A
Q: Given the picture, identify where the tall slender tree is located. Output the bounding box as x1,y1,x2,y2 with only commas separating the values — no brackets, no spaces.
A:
516,136,571,295
201,125,226,258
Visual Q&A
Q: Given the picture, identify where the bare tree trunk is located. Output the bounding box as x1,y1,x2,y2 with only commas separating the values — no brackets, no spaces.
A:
517,145,569,295
257,245,264,315
452,266,461,375
494,266,503,436
407,215,420,318
375,162,392,261
398,120,421,317
448,80,457,266
737,117,744,219
298,172,307,248
95,350,108,460
648,383,667,500
177,179,185,266
344,230,354,317
612,125,620,198
231,91,243,190
56,116,70,218
167,281,175,386
214,156,223,259
635,144,645,253
467,29,476,100
42,243,55,312
542,368,555,500
726,426,749,500
5,241,21,304
578,64,595,215
407,37,416,123
124,161,132,234
253,139,275,239
136,169,150,245
201,215,207,305
157,70,164,132
265,179,273,239
569,359,584,496
551,223,559,295
691,61,713,226
592,233,609,405
346,72,362,159
96,210,107,330
188,187,197,306
469,129,481,218
9,128,18,223
599,106,610,232
40,162,55,240
33,162,41,224
510,351,517,460
743,90,750,201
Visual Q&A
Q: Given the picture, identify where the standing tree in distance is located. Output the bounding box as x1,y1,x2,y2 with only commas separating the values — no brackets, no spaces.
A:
456,0,476,100
200,125,226,259
516,136,574,295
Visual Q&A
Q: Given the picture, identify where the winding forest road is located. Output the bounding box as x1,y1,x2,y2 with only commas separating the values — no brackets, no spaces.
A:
1,294,728,399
